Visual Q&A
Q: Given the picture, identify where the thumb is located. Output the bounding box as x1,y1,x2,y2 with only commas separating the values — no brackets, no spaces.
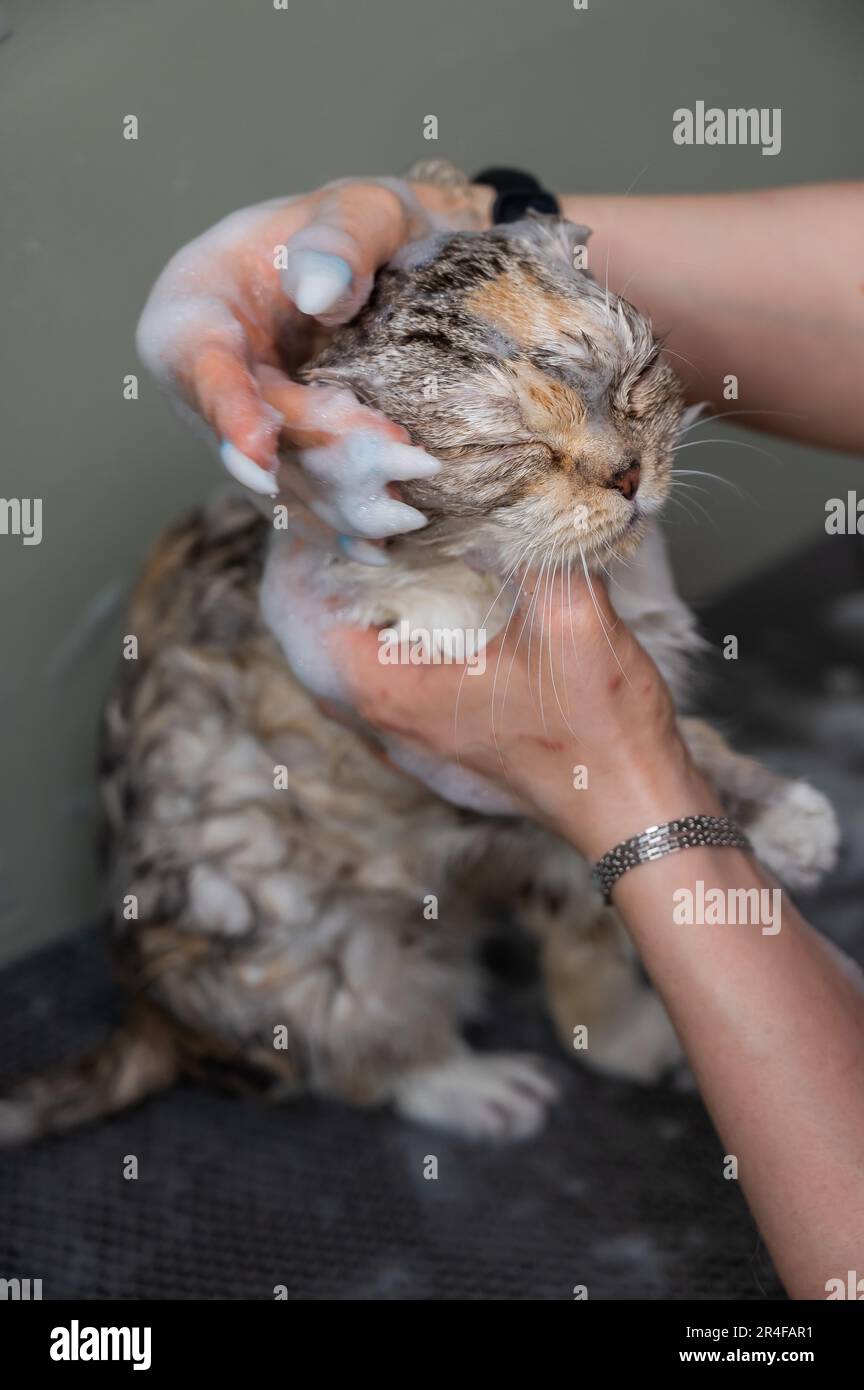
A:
280,180,419,326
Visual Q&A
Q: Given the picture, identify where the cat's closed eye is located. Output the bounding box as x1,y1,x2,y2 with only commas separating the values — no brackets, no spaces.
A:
616,358,673,418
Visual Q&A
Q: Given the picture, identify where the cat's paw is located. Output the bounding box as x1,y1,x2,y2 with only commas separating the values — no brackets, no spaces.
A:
746,780,839,891
580,989,684,1085
393,1052,558,1141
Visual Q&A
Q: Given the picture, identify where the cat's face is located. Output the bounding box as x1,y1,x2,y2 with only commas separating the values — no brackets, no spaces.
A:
302,217,685,570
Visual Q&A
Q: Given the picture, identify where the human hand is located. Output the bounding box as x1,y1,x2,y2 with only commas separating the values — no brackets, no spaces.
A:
136,174,492,560
329,570,717,859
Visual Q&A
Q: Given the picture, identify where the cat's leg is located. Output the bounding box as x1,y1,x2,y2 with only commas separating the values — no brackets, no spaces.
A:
268,886,559,1141
681,717,839,890
134,868,558,1141
538,906,682,1084
515,843,683,1083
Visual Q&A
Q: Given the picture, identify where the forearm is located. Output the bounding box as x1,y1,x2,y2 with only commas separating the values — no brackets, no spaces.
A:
561,780,864,1299
558,184,864,453
338,544,864,1293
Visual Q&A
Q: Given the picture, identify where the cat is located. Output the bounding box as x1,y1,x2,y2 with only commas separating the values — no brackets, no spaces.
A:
0,179,839,1145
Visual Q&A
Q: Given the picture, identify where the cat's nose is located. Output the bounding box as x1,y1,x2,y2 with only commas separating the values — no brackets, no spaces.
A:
607,459,641,501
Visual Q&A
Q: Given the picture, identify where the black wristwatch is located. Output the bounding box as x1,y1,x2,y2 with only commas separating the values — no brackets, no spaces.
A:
472,166,560,223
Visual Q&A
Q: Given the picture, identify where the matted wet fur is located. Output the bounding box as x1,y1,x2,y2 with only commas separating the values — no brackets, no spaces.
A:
0,168,839,1144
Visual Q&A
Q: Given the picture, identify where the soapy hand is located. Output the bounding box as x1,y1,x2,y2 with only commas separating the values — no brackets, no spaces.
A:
136,176,492,561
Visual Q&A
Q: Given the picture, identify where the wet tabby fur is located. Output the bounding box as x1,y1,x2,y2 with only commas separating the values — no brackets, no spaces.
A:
0,185,838,1144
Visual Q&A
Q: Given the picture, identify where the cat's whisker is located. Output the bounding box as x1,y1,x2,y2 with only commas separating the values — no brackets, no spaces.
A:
670,479,715,499
670,485,719,530
623,162,651,198
535,553,550,732
497,553,544,728
678,407,806,437
452,536,535,762
500,552,550,737
537,547,559,733
579,543,632,687
577,533,621,581
541,547,561,733
599,535,631,572
671,478,748,525
566,556,580,665
527,548,554,723
660,345,707,381
591,549,616,582
546,553,579,740
672,467,743,497
565,557,590,756
560,557,572,718
672,466,753,511
672,436,783,468
486,549,538,781
664,490,707,529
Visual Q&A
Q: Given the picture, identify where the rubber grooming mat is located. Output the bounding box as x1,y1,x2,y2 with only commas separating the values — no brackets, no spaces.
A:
1,536,861,1300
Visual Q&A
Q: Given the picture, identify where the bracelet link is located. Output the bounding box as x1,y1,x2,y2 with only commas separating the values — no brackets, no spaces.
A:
591,814,751,904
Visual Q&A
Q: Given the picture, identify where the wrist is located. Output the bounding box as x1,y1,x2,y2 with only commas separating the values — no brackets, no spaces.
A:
550,745,724,862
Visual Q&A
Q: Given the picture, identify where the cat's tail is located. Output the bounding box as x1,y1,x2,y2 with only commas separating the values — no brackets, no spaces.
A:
0,1004,179,1147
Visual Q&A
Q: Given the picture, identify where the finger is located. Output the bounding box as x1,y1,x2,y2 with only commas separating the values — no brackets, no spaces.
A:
334,623,461,718
518,564,617,628
255,364,407,449
334,622,391,674
191,343,282,487
280,181,417,325
298,432,436,538
256,367,439,542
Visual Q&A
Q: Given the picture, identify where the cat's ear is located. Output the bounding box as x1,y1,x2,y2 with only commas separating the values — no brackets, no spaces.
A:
678,400,710,435
506,214,592,270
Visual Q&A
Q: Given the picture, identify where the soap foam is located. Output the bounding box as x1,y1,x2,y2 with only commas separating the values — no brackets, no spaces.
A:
260,536,352,703
300,431,439,538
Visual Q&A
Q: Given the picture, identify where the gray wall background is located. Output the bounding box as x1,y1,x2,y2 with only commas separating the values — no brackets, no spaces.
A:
1,0,861,963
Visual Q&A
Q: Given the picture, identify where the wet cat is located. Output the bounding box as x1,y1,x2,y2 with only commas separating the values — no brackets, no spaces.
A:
0,185,838,1145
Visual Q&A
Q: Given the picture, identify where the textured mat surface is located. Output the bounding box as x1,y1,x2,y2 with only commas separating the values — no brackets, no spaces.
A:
0,537,861,1301
0,930,782,1301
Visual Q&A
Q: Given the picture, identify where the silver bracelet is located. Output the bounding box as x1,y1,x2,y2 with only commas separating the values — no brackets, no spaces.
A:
591,814,751,904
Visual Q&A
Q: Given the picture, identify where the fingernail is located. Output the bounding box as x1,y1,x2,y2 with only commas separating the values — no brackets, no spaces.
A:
338,535,391,566
220,440,278,497
373,499,430,533
285,251,352,316
312,493,428,537
367,440,442,481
